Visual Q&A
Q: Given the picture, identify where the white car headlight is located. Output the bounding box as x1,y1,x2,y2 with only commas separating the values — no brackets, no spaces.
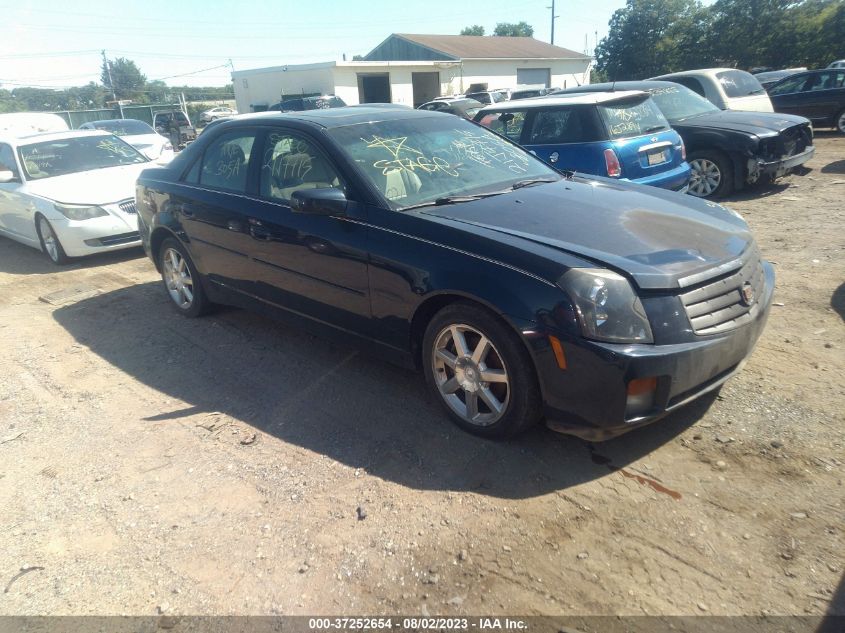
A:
559,268,653,344
54,203,109,221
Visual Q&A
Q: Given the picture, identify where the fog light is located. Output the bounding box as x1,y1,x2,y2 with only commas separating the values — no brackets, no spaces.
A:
626,377,657,417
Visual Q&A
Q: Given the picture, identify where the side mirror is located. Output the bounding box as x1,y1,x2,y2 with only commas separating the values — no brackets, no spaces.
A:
291,188,347,216
0,169,17,183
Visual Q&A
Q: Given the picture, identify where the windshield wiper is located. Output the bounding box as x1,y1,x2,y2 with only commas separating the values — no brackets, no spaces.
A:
400,190,509,211
511,177,560,189
643,125,667,133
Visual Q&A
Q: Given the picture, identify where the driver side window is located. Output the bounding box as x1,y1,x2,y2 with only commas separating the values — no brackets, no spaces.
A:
259,130,341,203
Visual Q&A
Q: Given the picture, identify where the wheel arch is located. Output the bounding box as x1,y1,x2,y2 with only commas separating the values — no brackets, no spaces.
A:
408,290,539,372
149,226,182,272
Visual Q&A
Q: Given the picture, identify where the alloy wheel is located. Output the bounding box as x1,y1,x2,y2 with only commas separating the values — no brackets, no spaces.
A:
688,158,722,197
431,323,510,427
162,247,194,309
38,217,60,263
837,111,845,134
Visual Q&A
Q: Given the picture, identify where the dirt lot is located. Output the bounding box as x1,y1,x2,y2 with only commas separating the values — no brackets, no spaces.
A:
0,134,843,619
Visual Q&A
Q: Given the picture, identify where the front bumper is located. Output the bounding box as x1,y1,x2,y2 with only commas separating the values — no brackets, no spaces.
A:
529,261,774,440
755,145,815,179
49,207,140,257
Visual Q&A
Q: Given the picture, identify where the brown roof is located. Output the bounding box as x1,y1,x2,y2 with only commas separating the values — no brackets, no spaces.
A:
393,34,589,60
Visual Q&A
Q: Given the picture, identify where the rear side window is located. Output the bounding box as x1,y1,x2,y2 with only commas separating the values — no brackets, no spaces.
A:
716,70,766,97
768,74,809,96
199,130,256,193
598,97,669,139
527,106,604,144
476,110,527,141
670,76,706,97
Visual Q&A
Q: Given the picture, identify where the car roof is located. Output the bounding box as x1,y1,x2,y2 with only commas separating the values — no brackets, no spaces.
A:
479,90,648,111
554,80,683,94
221,106,441,128
0,129,111,145
422,98,481,106
653,68,748,79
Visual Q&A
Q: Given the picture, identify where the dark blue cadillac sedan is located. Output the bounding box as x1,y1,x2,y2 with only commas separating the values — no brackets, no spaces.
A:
135,106,773,440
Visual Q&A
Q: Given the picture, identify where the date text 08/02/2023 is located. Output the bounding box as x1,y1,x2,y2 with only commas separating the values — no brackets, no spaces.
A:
307,617,529,630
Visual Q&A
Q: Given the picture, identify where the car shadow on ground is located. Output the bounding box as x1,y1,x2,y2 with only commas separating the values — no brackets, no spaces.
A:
821,159,845,174
0,235,144,275
52,282,712,500
832,282,845,322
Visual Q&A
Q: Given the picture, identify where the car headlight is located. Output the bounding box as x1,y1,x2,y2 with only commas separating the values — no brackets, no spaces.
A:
559,268,653,344
54,203,109,221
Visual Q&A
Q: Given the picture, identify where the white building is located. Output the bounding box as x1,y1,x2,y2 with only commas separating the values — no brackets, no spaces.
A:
232,33,593,112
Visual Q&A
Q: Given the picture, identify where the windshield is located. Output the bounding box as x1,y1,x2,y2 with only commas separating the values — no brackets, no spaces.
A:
327,115,560,210
597,96,669,139
18,135,147,180
717,70,766,97
646,84,720,122
90,119,155,136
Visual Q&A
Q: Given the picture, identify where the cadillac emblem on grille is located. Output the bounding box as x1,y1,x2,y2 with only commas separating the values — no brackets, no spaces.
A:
740,282,755,306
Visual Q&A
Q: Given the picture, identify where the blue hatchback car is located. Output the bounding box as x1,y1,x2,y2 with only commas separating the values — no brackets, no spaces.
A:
474,91,690,192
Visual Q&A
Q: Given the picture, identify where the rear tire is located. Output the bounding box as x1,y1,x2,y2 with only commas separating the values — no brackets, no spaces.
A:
836,108,845,134
36,216,69,265
687,150,734,198
158,237,210,317
422,302,542,439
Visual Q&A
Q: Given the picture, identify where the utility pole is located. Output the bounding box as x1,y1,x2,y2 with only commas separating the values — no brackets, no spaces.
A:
547,0,559,45
102,50,123,118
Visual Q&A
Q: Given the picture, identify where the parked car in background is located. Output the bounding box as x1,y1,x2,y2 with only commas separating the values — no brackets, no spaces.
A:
465,90,508,104
0,130,149,263
651,68,774,113
766,69,845,133
152,110,196,145
475,91,690,192
418,97,484,119
0,112,69,135
269,95,347,112
78,119,174,162
199,106,237,124
755,68,807,90
135,107,773,440
554,81,814,198
510,85,554,100
828,59,845,69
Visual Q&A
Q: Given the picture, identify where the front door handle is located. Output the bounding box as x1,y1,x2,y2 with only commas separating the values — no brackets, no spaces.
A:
249,225,273,241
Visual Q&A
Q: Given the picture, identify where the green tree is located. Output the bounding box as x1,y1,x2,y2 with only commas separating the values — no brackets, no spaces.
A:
493,22,534,37
460,25,485,35
595,0,712,80
705,0,794,68
100,57,147,102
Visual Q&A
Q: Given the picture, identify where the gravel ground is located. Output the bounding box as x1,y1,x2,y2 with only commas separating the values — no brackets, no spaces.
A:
0,134,842,618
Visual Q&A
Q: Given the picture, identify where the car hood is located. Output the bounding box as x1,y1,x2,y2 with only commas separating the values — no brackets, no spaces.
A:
24,163,149,205
673,110,809,137
418,178,754,290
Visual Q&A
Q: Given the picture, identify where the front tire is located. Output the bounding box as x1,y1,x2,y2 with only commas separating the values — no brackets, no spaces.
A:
422,302,542,439
687,150,734,198
36,216,69,265
158,237,210,317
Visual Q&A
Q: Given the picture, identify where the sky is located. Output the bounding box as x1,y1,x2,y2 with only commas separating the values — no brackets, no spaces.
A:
1,0,626,92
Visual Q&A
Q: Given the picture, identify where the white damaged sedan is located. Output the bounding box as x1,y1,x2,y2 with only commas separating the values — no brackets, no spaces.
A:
0,130,150,264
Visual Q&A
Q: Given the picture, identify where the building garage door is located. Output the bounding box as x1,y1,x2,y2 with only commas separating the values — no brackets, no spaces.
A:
516,68,551,87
